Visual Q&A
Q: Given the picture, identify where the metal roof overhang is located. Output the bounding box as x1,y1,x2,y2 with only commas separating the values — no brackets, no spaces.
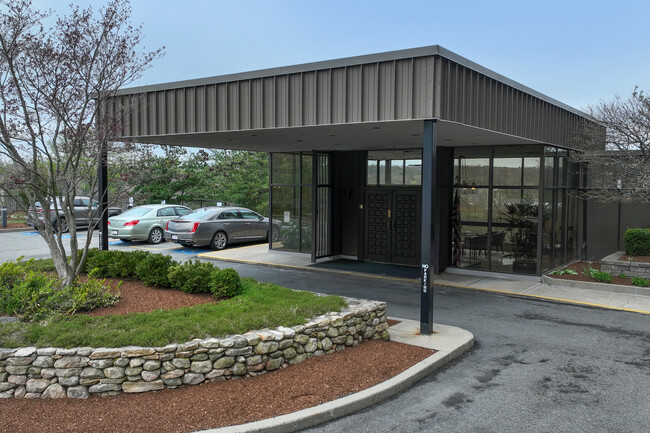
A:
108,45,599,152
118,119,544,153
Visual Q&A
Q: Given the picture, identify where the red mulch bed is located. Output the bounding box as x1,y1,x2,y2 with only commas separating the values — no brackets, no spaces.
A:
0,280,433,432
0,223,30,229
550,260,649,286
619,254,650,263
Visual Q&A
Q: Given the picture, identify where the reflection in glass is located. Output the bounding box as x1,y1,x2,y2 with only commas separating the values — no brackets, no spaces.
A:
493,157,522,186
271,185,299,252
523,157,540,186
300,186,312,252
500,193,539,274
390,160,404,185
367,160,377,185
271,154,298,184
405,160,422,185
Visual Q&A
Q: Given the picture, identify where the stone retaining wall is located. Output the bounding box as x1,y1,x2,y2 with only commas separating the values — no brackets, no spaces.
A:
600,251,650,278
0,297,388,399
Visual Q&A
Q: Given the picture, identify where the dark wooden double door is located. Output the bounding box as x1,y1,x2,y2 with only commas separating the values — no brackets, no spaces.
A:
364,188,421,266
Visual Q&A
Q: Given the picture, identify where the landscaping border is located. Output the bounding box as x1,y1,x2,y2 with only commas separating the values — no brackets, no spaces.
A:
0,297,388,399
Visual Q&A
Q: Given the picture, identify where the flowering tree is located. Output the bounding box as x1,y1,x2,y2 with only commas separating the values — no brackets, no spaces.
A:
574,88,650,203
0,0,162,286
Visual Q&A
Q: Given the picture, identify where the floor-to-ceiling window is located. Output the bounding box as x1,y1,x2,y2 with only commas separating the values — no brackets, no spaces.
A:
452,145,580,275
270,153,312,253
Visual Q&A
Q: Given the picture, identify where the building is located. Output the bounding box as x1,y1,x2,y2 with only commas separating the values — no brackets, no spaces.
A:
106,45,610,329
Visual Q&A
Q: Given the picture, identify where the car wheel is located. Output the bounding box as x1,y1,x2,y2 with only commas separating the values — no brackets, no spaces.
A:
148,227,164,244
211,231,228,250
53,218,68,234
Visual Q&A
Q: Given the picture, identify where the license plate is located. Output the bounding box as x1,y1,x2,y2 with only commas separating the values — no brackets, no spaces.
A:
171,234,178,240
111,230,118,235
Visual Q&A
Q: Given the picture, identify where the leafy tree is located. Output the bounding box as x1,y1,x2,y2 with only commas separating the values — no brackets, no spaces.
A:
124,148,268,214
0,0,162,286
210,150,268,214
574,88,650,203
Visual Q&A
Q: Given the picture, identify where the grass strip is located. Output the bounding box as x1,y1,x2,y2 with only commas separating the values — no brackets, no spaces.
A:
0,278,346,349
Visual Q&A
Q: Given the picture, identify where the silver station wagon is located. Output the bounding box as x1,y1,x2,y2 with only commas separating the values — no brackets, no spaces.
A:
165,206,279,250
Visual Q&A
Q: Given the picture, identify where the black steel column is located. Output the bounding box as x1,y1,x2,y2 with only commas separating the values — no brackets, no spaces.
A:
98,144,109,251
420,119,437,335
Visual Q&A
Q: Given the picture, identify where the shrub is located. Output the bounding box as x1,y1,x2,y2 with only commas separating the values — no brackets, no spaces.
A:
588,268,613,283
135,253,175,287
84,249,151,279
631,276,649,287
550,269,577,276
0,259,26,290
623,228,650,256
210,268,243,298
167,260,217,293
618,272,628,279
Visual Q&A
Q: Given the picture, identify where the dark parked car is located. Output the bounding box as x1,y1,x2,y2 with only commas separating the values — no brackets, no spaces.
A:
27,196,122,233
165,206,280,250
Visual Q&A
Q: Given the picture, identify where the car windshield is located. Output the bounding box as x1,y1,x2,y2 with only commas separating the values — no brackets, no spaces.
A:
117,207,153,218
180,208,216,220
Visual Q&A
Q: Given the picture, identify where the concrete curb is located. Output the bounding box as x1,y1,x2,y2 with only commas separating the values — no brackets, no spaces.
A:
198,321,474,433
541,275,650,297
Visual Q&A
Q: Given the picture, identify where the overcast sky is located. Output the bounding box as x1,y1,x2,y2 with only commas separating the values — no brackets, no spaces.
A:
36,0,650,111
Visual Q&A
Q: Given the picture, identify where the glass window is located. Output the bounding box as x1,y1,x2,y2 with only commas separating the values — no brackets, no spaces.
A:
493,157,522,186
405,160,421,185
157,207,176,217
367,150,422,186
378,160,386,185
367,160,378,185
390,160,404,185
240,210,260,220
523,157,540,186
218,210,239,220
175,207,191,216
301,154,313,185
271,185,300,252
271,154,298,184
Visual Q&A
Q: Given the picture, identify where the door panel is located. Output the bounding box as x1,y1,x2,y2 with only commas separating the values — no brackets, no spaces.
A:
364,190,391,263
364,188,421,266
392,191,421,265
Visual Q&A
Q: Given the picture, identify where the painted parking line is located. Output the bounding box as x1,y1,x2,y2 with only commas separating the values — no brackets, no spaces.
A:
21,232,86,239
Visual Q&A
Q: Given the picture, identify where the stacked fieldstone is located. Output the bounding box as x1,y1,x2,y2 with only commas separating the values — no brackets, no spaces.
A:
0,297,388,399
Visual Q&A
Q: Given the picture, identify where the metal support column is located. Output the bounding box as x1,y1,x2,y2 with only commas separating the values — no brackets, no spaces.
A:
420,119,437,335
98,144,109,251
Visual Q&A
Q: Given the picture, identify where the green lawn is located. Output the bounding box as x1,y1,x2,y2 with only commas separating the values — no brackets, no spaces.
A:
0,278,346,348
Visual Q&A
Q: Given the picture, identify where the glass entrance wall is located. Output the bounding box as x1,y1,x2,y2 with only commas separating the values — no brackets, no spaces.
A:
270,153,312,253
452,145,581,275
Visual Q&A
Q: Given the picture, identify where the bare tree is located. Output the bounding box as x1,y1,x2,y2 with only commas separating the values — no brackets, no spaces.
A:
0,0,162,286
574,88,650,203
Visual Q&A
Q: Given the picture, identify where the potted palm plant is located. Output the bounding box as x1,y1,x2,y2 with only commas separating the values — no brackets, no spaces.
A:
501,198,539,273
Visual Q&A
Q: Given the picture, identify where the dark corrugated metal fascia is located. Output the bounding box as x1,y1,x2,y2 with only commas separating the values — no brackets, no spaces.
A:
116,44,589,120
117,46,444,95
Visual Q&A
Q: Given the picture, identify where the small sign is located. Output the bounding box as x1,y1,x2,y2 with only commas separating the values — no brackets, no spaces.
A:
284,211,290,223
421,263,429,293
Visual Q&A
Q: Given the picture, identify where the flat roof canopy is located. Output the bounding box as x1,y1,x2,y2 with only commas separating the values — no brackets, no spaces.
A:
108,45,599,152
139,120,542,153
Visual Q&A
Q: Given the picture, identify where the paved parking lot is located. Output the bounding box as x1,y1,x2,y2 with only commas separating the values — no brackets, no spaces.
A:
3,229,650,433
